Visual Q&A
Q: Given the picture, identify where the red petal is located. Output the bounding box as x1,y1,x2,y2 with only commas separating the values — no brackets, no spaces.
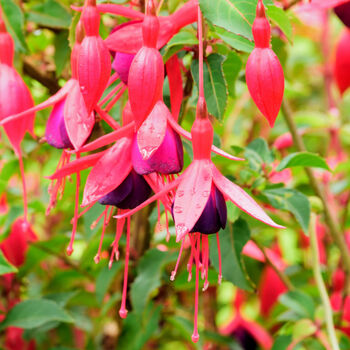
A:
64,80,95,150
82,137,133,206
246,48,284,127
78,36,111,114
212,165,284,228
173,160,213,240
137,100,168,160
128,47,164,127
335,30,350,95
47,150,106,180
166,55,183,121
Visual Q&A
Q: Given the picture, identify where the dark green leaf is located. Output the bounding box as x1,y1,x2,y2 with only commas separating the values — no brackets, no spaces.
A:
215,26,254,53
0,251,17,275
130,249,176,313
0,0,27,52
96,262,123,303
27,0,72,29
210,219,253,290
276,152,330,171
272,335,292,350
223,51,242,97
54,30,71,76
279,290,315,320
0,299,73,330
191,54,227,119
263,188,310,232
0,206,23,241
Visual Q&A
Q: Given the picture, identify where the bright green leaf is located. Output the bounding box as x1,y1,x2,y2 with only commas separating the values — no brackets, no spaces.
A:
54,30,71,76
0,251,17,275
279,290,315,320
266,6,293,43
276,152,330,171
223,51,242,97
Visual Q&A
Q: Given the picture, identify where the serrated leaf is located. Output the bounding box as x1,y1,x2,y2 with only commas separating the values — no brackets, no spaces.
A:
0,251,17,275
210,219,252,290
191,53,227,119
276,152,330,171
266,6,293,43
215,26,254,53
0,0,27,52
263,188,310,232
27,0,72,29
0,299,73,330
279,290,315,320
130,249,177,313
223,51,242,97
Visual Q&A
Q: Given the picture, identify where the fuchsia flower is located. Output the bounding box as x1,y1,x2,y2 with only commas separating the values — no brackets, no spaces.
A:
334,1,350,27
246,0,284,127
112,52,135,85
335,29,350,95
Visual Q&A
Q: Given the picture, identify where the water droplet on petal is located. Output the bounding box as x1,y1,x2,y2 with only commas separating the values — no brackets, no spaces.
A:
177,190,184,198
176,223,188,241
174,206,183,214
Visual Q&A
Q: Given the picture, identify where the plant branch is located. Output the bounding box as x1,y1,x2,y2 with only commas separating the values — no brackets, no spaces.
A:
309,213,340,350
281,98,350,294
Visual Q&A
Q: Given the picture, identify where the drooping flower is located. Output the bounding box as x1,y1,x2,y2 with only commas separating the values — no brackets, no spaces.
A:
334,29,350,95
245,0,284,127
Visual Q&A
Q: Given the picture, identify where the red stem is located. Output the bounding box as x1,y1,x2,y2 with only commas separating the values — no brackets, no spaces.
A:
197,6,204,100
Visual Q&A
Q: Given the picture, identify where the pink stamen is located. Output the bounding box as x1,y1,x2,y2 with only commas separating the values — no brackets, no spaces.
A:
94,206,109,264
187,234,195,282
170,239,185,281
107,72,119,87
105,85,127,112
157,200,161,229
165,209,171,242
119,216,131,319
90,209,108,229
110,212,126,268
18,150,28,223
98,82,123,106
192,233,200,343
202,234,209,291
95,105,120,130
216,232,222,284
67,154,81,256
72,201,97,223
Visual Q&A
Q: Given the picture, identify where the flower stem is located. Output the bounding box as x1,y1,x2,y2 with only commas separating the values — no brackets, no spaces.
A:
281,98,350,294
309,213,340,350
197,6,204,100
18,151,28,223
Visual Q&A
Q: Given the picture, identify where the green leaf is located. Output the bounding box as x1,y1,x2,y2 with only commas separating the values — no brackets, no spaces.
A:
223,51,242,97
130,249,177,313
0,206,23,241
245,138,274,171
163,31,198,62
117,303,162,350
210,219,253,290
279,290,315,320
272,335,292,350
215,26,254,53
199,0,256,40
26,0,72,29
0,0,27,52
276,152,330,171
54,30,71,76
0,251,17,275
263,188,310,232
0,299,73,330
191,54,227,119
95,262,123,303
266,6,293,43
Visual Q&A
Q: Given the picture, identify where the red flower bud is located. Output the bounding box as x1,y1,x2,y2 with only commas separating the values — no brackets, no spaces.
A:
335,29,350,95
246,0,284,127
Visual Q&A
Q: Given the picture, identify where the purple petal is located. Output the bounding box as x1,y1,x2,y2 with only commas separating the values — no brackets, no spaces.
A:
98,170,152,209
45,99,73,149
334,2,350,28
112,52,135,85
232,326,258,350
132,126,184,175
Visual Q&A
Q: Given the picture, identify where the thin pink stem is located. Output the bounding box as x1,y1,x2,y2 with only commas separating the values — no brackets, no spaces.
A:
192,233,200,343
107,72,119,87
197,6,204,100
94,206,109,264
171,239,185,281
202,234,209,291
216,232,222,284
67,154,81,256
98,82,123,106
18,150,28,222
105,85,127,113
95,105,120,130
119,216,131,319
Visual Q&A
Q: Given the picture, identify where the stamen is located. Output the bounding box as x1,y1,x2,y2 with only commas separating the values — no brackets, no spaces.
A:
119,216,131,319
170,239,185,281
202,234,209,291
95,105,120,130
156,199,161,230
192,233,200,343
216,232,222,284
67,155,81,256
187,235,195,282
165,209,171,242
105,85,127,112
18,150,28,223
98,82,123,106
94,206,109,264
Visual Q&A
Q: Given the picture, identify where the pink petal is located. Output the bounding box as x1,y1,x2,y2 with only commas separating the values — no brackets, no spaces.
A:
166,55,183,121
64,79,95,150
137,100,168,160
82,137,133,206
173,160,213,241
212,165,284,228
